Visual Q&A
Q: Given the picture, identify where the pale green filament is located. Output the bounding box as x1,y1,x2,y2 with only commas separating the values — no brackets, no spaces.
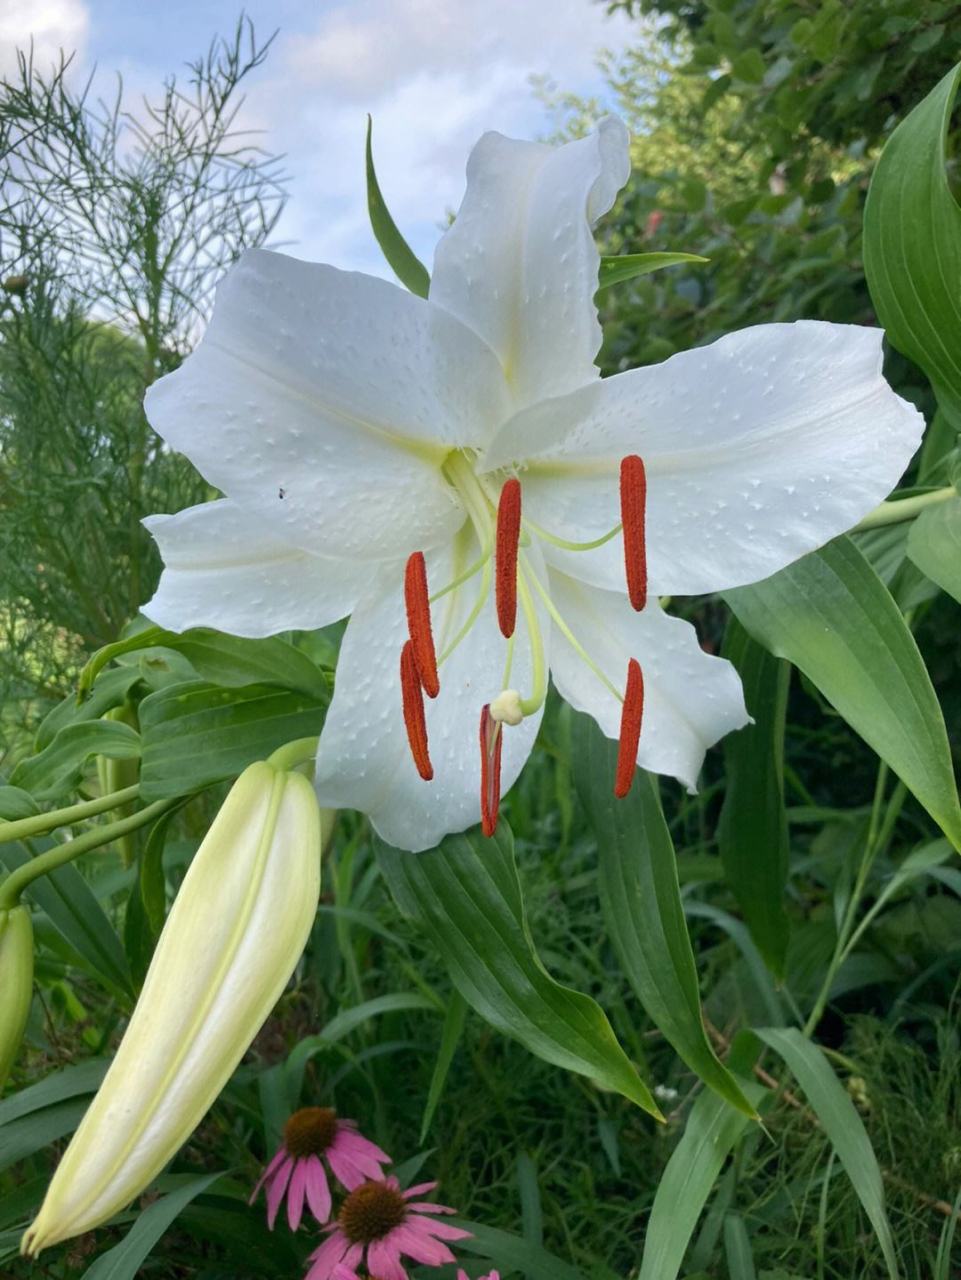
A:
432,451,619,711
516,563,548,717
438,562,492,666
523,515,623,552
429,549,489,603
501,630,516,690
524,563,624,704
444,450,494,550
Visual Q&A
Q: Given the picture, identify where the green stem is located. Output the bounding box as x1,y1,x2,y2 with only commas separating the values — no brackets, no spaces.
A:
855,486,957,530
0,784,142,847
802,769,906,1036
266,737,319,772
0,800,174,910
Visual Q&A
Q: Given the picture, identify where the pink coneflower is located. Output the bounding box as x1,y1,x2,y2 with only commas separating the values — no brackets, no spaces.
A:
306,1176,471,1280
331,1269,499,1280
251,1107,391,1230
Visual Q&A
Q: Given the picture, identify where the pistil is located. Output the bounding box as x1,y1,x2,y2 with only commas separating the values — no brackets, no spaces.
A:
614,658,644,797
400,641,433,780
495,478,522,638
620,455,648,611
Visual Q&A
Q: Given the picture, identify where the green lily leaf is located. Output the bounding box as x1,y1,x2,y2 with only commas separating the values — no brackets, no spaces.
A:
597,251,708,292
35,667,144,752
80,626,328,704
864,62,961,429
138,680,324,801
718,618,792,979
10,720,140,802
724,536,961,850
366,116,431,298
906,496,961,603
574,713,758,1118
377,821,661,1117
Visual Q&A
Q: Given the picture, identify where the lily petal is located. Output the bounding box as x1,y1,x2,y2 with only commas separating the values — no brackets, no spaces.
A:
314,541,548,851
431,117,630,411
143,500,360,636
545,569,749,792
145,249,510,562
483,322,924,594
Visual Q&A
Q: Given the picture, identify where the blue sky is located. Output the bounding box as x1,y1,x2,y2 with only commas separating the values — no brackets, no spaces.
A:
2,0,636,275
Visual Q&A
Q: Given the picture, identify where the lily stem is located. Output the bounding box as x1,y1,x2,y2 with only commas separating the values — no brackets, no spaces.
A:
855,485,957,531
0,799,176,910
802,765,907,1037
0,784,142,847
267,737,319,772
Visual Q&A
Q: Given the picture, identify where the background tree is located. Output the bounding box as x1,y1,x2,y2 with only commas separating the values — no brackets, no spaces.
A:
0,19,287,754
581,0,961,375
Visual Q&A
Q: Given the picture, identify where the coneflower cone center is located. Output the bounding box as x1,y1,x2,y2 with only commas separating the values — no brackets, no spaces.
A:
283,1106,339,1158
339,1181,408,1243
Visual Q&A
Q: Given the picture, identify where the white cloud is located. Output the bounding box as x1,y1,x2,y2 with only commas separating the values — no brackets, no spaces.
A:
244,0,633,272
0,0,89,78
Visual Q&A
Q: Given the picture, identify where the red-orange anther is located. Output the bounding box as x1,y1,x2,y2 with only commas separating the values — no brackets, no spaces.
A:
479,704,504,837
400,641,433,781
404,552,439,698
620,455,647,611
495,478,522,639
614,658,644,798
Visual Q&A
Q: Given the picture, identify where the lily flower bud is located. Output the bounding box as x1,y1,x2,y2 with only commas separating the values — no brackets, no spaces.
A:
0,905,33,1091
23,762,324,1256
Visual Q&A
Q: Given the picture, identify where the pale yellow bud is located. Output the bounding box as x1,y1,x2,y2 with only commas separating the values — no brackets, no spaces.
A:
0,905,33,1090
23,762,324,1255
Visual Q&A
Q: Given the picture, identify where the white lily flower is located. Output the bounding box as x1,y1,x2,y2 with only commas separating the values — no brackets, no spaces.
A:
141,118,923,852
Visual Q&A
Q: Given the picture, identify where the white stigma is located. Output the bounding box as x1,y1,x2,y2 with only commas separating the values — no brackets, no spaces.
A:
490,689,524,726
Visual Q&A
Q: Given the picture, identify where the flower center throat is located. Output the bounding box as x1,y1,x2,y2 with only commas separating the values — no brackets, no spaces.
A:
398,450,650,831
339,1181,408,1243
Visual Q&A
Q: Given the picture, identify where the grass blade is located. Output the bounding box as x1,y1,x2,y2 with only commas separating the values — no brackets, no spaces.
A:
756,1026,899,1279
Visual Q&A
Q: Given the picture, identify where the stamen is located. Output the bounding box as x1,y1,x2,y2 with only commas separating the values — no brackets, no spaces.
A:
404,551,439,697
495,478,522,638
620,455,647,611
479,704,503,837
614,658,644,798
400,641,433,780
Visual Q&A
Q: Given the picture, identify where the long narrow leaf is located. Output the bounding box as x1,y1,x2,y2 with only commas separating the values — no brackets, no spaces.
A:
377,823,661,1116
420,990,468,1143
11,720,140,801
638,1078,765,1280
724,536,961,850
79,627,328,703
0,1059,107,1127
597,251,708,292
366,116,430,298
718,618,791,978
755,1027,899,1280
455,1219,585,1280
0,842,132,998
863,62,961,429
906,497,961,604
138,680,324,800
574,714,757,1117
81,1172,226,1279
